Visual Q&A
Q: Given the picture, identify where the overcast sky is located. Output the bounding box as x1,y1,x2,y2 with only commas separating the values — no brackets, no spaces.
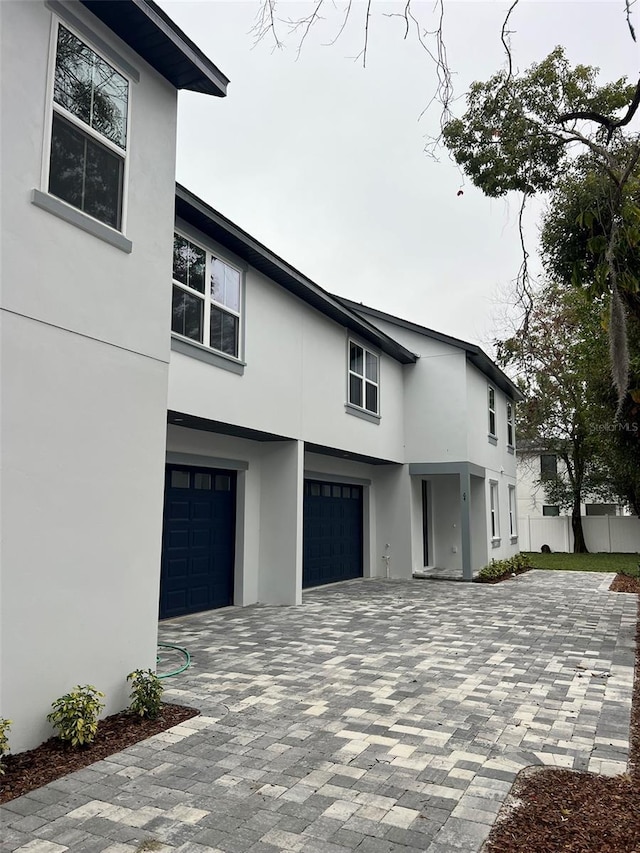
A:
159,0,638,349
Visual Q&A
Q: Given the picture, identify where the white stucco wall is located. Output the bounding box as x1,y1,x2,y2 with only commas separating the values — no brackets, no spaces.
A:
1,1,179,750
168,238,406,462
353,317,469,463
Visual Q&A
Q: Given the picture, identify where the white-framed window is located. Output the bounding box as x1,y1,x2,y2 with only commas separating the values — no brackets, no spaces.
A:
508,485,517,537
488,386,496,437
47,22,129,231
543,505,560,517
490,481,500,539
172,233,242,359
507,402,515,447
348,341,379,415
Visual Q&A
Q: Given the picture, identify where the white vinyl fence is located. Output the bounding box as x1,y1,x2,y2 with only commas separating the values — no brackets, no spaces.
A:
518,515,640,553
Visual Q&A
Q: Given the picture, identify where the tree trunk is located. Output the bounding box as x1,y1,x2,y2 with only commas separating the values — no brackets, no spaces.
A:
572,499,589,553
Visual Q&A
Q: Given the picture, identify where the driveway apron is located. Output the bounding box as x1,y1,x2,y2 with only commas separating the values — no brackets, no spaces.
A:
1,570,636,853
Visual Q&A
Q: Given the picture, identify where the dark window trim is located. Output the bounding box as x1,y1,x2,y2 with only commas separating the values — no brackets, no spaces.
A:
171,335,245,374
31,189,132,253
345,403,381,425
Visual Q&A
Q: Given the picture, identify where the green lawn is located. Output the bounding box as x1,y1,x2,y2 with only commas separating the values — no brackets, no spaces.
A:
523,551,640,573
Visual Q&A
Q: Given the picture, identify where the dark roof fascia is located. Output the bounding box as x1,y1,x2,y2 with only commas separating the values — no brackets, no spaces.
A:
341,299,524,403
79,0,229,96
174,185,417,365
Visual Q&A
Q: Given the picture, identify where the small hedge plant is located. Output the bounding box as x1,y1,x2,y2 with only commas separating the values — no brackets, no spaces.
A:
127,669,163,720
47,685,105,746
620,564,640,580
0,718,12,775
478,553,532,582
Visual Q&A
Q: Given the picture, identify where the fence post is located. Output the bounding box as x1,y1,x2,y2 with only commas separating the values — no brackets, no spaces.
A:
607,514,612,553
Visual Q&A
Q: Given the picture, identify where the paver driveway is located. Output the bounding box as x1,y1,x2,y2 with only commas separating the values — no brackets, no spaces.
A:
2,571,637,853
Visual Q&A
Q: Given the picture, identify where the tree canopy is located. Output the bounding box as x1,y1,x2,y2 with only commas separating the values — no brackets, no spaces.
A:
497,282,618,551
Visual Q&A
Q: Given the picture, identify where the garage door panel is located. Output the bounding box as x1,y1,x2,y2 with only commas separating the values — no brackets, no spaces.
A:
160,465,236,619
167,499,190,520
190,528,211,549
166,557,187,579
303,479,363,588
191,501,213,521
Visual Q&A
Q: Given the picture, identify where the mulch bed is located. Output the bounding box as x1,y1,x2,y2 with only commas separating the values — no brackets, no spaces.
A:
485,583,640,853
0,703,198,804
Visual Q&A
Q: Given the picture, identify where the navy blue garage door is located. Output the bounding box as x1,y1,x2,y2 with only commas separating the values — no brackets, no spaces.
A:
303,479,363,588
160,465,236,619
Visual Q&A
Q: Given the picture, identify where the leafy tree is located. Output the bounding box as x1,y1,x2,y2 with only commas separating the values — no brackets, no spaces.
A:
443,48,640,402
497,283,620,552
537,153,640,515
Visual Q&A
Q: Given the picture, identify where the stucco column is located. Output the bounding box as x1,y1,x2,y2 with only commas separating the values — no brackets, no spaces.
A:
460,468,473,581
258,439,303,604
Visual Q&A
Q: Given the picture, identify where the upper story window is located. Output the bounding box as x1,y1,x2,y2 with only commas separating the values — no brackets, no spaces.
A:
49,25,129,231
172,234,241,359
508,485,517,537
506,402,515,447
540,453,557,478
543,505,560,516
348,342,379,415
490,481,500,540
488,386,496,437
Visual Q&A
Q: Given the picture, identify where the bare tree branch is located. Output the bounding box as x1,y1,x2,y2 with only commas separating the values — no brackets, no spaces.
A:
625,0,637,42
323,0,354,47
500,0,521,83
515,191,535,330
361,0,373,68
294,0,326,60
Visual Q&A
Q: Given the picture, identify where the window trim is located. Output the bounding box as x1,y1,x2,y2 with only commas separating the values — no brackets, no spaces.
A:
347,339,380,417
172,229,244,362
41,16,133,237
488,385,497,439
490,480,500,542
508,484,517,540
506,401,515,448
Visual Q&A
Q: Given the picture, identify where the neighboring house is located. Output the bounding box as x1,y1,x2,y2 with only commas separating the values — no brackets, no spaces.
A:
1,0,522,753
516,444,628,519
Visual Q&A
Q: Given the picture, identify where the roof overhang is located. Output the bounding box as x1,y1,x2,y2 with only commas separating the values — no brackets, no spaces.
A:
80,0,229,96
341,299,524,402
174,185,418,366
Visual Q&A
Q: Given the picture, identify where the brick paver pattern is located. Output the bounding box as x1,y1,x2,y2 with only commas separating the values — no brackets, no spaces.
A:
1,571,636,853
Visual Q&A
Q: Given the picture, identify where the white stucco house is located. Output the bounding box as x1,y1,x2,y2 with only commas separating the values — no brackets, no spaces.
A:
516,443,628,519
1,0,522,753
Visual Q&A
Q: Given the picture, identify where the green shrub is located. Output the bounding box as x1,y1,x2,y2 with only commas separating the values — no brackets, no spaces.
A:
127,669,163,720
619,564,640,579
47,685,105,746
477,553,532,582
0,718,12,775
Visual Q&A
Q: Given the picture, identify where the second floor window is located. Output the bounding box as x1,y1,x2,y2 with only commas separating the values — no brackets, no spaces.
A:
488,386,496,436
172,234,241,358
49,24,129,230
507,402,515,446
490,482,500,538
349,342,379,415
